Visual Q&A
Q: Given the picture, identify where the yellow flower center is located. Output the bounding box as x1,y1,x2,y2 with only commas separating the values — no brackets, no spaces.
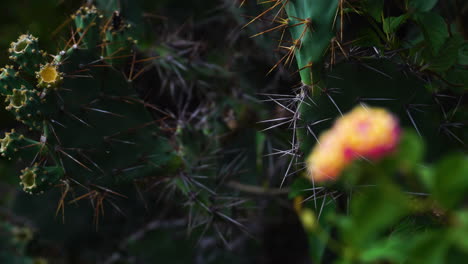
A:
39,65,59,83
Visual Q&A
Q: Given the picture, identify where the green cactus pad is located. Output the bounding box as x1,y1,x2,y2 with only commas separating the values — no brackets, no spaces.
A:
73,5,102,51
284,0,339,86
0,130,45,160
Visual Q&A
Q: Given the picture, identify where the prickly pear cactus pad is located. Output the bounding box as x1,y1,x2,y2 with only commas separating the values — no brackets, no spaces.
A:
283,0,339,86
0,5,175,195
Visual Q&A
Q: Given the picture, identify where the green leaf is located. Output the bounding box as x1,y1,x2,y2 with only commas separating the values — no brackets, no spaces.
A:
413,12,449,54
427,36,465,72
363,0,384,22
432,154,468,209
406,231,450,264
418,165,435,192
408,0,438,12
340,184,409,247
394,130,425,173
360,235,407,263
450,210,468,252
306,199,337,264
383,15,408,34
445,66,468,92
354,26,383,47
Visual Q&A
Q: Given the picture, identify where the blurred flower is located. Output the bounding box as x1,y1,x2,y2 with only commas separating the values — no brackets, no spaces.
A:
306,105,400,182
306,129,351,182
337,106,401,160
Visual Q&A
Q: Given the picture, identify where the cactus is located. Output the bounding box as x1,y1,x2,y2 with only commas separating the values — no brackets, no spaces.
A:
0,0,464,262
283,0,339,86
0,4,176,197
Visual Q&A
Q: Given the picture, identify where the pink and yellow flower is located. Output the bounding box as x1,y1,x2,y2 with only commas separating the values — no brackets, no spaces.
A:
306,106,400,183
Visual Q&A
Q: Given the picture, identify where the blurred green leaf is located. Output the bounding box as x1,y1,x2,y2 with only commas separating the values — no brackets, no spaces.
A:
450,210,468,252
409,0,438,12
413,12,449,54
445,66,468,92
360,235,407,263
427,36,464,72
433,154,468,209
394,130,425,173
363,0,384,22
305,198,336,264
406,231,450,264
340,184,409,247
354,26,383,47
418,165,435,192
383,15,408,34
